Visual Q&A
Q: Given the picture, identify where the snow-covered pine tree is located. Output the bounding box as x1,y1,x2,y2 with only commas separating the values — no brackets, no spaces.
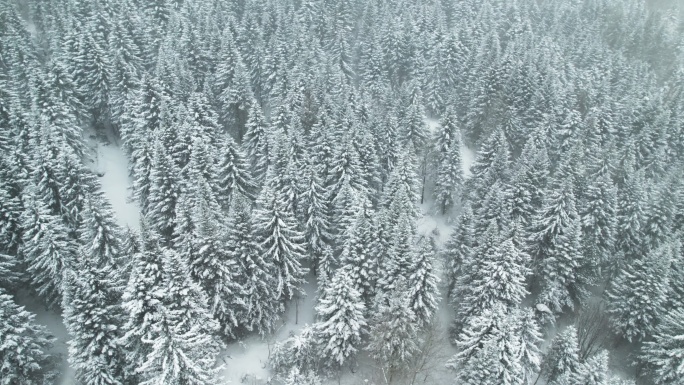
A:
20,190,77,307
243,100,271,185
444,204,475,299
270,325,319,376
300,162,332,275
517,308,543,384
120,76,164,162
510,137,550,227
433,106,463,215
615,169,648,263
452,220,500,329
119,225,166,380
0,289,57,384
640,306,684,384
407,237,440,327
146,134,180,241
31,60,86,157
73,16,112,123
571,350,610,385
215,133,257,207
605,241,675,342
376,208,417,296
463,234,529,321
579,170,617,281
62,262,129,385
78,192,126,270
467,127,511,208
187,192,245,340
315,269,366,368
540,326,581,384
252,177,308,304
225,193,278,335
339,195,377,308
448,304,526,385
366,282,420,383
135,246,223,384
529,174,585,322
331,177,361,248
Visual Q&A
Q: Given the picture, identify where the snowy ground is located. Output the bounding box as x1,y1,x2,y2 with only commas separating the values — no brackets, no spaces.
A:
87,130,141,230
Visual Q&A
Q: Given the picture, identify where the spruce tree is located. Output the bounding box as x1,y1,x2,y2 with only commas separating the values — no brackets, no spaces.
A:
120,226,166,379
444,205,475,299
448,304,527,385
571,350,610,385
134,247,222,385
0,289,57,385
339,196,377,307
252,179,308,304
146,135,180,241
225,193,278,335
62,262,129,385
640,307,684,384
315,269,366,368
529,176,585,322
407,238,440,326
605,242,674,342
301,163,332,275
541,326,581,384
367,285,420,383
579,171,617,280
462,236,529,320
20,191,77,307
215,133,256,207
433,107,463,214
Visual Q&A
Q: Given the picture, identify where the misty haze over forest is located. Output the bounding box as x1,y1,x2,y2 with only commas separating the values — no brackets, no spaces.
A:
1,0,684,384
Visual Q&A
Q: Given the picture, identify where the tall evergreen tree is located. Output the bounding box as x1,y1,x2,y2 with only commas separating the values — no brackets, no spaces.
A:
366,284,420,383
215,134,256,207
0,289,57,385
529,175,585,322
433,107,463,214
407,238,440,327
541,326,581,384
301,163,332,274
225,193,278,335
605,241,675,342
339,196,376,307
252,179,308,304
20,191,77,307
134,247,223,385
62,262,129,385
315,269,366,368
640,306,684,384
146,136,180,241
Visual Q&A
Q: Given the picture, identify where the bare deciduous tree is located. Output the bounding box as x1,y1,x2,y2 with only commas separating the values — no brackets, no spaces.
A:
577,302,610,361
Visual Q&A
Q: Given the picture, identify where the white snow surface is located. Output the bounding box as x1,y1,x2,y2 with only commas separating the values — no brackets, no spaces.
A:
218,276,319,384
87,130,140,230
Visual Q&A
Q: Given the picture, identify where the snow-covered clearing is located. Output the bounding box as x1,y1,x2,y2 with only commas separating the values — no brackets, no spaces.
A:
86,130,140,230
218,276,319,384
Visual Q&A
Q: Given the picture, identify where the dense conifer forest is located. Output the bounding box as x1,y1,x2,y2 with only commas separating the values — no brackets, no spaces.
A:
1,0,683,384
